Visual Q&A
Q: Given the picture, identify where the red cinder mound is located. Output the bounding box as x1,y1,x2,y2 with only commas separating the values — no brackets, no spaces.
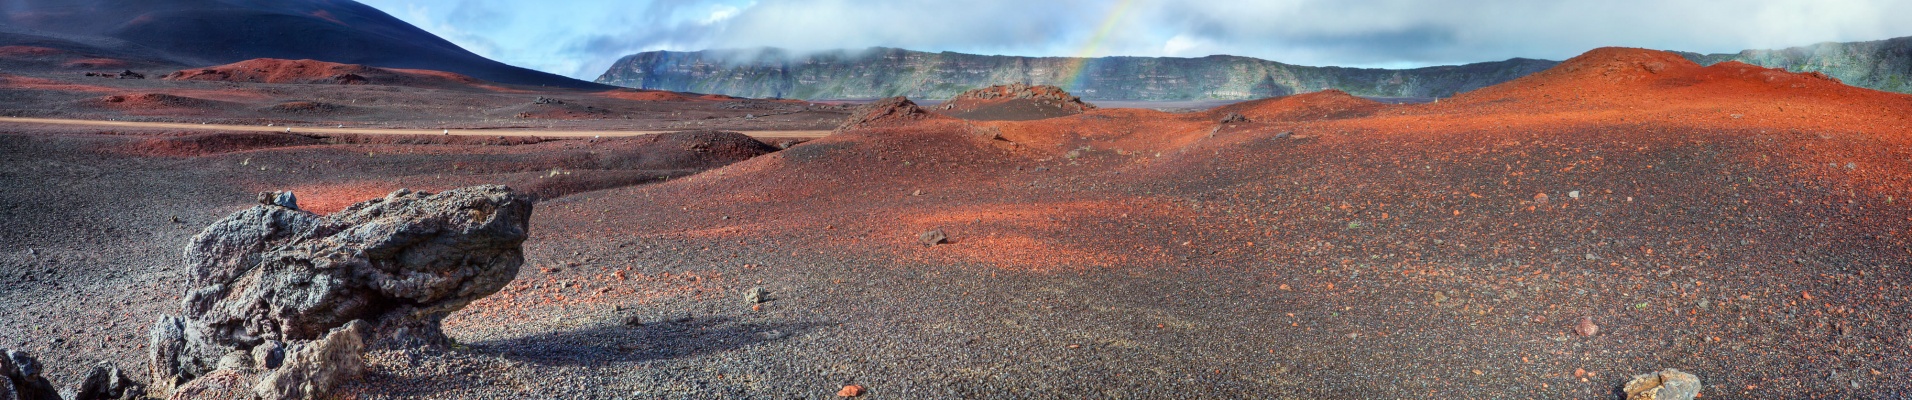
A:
81,93,232,112
1209,89,1385,122
162,59,486,89
936,83,1098,121
1419,46,1908,133
835,96,952,132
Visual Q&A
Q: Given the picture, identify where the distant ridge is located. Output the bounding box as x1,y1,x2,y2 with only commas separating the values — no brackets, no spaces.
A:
596,47,1559,101
0,0,606,89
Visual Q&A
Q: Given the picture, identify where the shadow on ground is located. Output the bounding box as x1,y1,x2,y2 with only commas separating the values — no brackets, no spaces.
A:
473,316,828,366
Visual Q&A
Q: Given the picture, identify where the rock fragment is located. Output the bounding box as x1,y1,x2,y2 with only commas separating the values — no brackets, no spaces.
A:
1575,316,1600,336
745,287,771,304
1,350,60,400
74,362,144,400
1622,368,1701,400
1220,112,1248,124
837,385,865,397
251,321,368,400
918,230,949,246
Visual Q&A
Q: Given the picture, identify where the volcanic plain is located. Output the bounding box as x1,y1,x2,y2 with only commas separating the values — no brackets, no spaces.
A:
4,47,1912,399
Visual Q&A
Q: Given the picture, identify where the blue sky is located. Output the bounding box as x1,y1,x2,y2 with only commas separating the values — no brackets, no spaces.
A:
356,0,1912,80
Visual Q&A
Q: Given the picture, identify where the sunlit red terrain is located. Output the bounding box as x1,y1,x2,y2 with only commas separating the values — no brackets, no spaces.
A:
4,47,1911,398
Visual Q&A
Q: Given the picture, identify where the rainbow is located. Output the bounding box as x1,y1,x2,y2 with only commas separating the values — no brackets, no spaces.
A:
1057,0,1135,91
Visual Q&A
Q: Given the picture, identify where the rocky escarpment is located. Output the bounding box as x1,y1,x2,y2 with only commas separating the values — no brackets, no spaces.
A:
595,47,1559,101
149,185,532,399
1680,36,1912,94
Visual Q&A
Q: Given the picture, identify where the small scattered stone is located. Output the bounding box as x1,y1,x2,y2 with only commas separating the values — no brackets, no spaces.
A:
1575,316,1599,336
918,230,948,246
745,287,770,304
252,341,286,370
837,385,865,397
1533,193,1550,205
1623,368,1701,400
1568,190,1581,199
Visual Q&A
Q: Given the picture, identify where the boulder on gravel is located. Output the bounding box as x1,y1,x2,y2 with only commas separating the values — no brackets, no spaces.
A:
918,230,949,246
74,362,144,400
1623,368,1701,400
1,350,60,400
150,185,533,398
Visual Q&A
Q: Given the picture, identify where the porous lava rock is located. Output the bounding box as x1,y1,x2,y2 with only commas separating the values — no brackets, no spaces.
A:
1622,369,1701,400
1,350,60,400
74,362,143,400
149,185,533,398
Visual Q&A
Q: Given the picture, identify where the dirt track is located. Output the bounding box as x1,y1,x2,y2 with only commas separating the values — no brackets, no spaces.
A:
0,117,831,139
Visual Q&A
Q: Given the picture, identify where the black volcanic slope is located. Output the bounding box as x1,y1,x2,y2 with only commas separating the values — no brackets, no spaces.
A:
1,0,604,89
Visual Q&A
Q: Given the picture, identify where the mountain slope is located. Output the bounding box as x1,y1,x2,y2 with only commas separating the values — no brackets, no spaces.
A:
595,47,1558,101
0,0,605,89
1680,36,1912,94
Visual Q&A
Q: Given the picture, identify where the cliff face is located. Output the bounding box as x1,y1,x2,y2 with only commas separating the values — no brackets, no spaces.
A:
595,47,1559,101
1680,37,1912,94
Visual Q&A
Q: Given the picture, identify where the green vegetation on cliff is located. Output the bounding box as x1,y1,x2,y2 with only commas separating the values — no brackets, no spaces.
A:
1679,36,1912,94
595,47,1557,101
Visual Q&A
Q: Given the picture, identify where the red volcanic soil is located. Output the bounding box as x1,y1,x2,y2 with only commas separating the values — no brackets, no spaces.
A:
162,58,494,90
7,47,1912,399
402,47,1911,398
78,93,237,116
598,88,697,102
935,83,1099,121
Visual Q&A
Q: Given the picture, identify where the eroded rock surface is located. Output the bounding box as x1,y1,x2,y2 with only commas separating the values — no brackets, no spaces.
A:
1623,368,1701,400
150,185,533,399
835,96,943,132
0,350,60,400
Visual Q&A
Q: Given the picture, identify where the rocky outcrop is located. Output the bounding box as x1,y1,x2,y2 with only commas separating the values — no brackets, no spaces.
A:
596,47,1559,101
150,185,533,399
834,97,945,133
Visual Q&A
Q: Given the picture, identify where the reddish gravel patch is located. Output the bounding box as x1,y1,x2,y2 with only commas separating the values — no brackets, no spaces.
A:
598,89,698,102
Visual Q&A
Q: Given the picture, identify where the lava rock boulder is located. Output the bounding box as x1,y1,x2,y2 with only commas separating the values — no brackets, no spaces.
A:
149,185,533,399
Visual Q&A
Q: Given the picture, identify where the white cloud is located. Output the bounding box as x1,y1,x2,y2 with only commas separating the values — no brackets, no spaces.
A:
1162,35,1204,57
701,4,742,25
